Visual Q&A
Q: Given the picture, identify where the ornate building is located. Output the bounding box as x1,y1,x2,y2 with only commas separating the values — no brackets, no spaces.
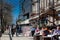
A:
19,0,32,25
29,0,60,27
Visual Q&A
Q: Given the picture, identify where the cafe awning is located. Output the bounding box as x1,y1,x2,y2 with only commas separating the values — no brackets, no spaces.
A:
30,15,39,20
20,19,30,24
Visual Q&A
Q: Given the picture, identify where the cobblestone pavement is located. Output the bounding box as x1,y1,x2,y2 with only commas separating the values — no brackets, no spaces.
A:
0,34,33,40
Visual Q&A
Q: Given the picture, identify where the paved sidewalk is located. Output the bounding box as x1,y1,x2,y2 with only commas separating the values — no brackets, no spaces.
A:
1,34,10,40
1,34,33,40
12,37,33,40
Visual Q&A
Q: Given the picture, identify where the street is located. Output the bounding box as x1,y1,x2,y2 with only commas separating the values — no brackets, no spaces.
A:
0,0,60,40
0,34,33,40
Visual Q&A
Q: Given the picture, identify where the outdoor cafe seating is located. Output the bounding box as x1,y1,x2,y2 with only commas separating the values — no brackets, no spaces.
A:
34,34,60,40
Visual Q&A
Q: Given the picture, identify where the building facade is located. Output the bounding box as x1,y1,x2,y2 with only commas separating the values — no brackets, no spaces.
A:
29,0,60,27
19,0,32,25
19,0,60,28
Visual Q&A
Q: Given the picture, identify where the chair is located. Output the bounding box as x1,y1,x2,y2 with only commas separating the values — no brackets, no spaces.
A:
42,36,52,40
52,35,60,40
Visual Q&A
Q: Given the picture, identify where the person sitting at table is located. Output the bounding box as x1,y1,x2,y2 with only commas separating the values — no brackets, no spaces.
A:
53,25,60,40
34,26,40,35
40,27,45,35
42,27,50,36
53,25,60,35
31,27,36,36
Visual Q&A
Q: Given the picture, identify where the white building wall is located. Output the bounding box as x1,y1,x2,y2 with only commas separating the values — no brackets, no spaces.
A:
58,20,60,24
47,16,53,26
47,16,60,26
32,0,39,13
31,0,60,26
32,0,60,13
55,20,60,25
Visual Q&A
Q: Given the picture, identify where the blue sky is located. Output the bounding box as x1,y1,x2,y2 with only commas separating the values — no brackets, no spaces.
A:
5,0,23,24
5,0,32,24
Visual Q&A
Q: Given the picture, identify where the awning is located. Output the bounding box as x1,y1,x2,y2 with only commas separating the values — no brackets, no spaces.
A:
30,15,39,20
20,19,30,24
20,15,39,24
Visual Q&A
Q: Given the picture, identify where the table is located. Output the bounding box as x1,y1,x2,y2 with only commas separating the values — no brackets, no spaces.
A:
34,35,60,40
33,35,42,40
53,35,60,40
42,36,52,40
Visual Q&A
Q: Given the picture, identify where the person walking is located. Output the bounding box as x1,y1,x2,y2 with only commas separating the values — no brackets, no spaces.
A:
11,25,15,37
53,25,60,40
16,24,19,37
31,27,36,36
35,27,40,35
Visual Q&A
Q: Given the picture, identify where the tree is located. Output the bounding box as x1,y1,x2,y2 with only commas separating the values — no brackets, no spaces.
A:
2,3,13,26
0,2,13,33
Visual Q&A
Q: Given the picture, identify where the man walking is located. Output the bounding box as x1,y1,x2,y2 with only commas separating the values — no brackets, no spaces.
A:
31,27,36,36
11,25,15,37
16,24,19,37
